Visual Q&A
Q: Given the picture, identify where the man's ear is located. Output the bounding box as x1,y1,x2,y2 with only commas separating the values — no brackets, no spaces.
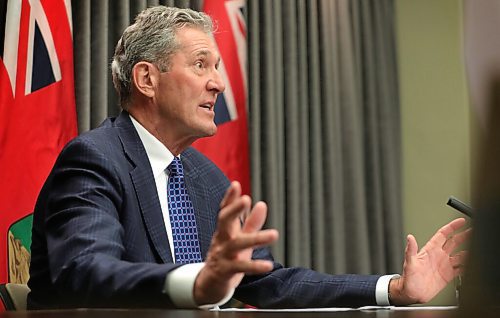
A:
132,62,158,98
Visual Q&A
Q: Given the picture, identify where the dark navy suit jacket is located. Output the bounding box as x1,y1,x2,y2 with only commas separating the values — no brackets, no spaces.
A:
28,112,381,309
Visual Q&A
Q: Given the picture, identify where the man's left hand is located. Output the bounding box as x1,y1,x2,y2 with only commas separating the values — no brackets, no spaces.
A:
389,218,470,305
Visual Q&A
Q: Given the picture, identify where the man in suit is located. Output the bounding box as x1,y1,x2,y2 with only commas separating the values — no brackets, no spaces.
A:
28,6,468,309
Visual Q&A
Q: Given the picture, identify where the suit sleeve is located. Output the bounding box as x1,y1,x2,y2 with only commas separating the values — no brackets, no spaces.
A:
32,137,179,308
234,247,381,308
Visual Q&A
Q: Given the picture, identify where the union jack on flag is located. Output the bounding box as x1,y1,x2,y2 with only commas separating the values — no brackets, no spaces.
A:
194,0,251,194
0,0,77,291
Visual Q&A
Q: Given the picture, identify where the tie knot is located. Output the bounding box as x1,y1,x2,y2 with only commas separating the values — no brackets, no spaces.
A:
168,157,184,176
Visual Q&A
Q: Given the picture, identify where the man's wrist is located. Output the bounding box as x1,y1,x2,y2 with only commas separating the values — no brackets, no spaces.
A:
192,265,235,308
388,277,396,305
388,276,417,306
388,276,402,305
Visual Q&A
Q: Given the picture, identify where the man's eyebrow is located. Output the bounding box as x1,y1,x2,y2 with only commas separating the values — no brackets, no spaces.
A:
194,49,210,57
193,49,221,65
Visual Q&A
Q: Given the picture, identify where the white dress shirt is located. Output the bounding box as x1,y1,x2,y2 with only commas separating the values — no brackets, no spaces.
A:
130,115,396,308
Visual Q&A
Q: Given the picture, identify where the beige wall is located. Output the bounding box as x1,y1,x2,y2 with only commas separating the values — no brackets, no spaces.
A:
396,0,471,305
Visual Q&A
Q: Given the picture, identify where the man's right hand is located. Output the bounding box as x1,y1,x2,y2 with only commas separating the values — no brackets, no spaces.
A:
193,181,279,306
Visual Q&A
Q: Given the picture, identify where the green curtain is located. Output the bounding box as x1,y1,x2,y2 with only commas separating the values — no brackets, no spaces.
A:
72,0,403,275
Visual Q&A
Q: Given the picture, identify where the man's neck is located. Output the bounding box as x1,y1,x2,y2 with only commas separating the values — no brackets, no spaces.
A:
127,109,194,156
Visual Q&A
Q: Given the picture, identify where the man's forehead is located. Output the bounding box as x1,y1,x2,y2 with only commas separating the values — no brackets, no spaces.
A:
176,27,213,45
176,29,219,57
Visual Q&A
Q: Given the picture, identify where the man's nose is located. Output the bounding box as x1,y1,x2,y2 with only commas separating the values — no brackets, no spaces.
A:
207,69,225,93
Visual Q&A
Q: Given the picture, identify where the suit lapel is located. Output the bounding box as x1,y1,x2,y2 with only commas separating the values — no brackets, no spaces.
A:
115,112,173,264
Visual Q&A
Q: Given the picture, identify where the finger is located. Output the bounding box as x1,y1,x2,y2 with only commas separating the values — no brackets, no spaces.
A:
220,181,241,208
244,259,274,274
429,218,467,247
218,194,251,229
405,234,418,263
443,228,472,254
242,201,268,233
447,217,467,230
450,250,468,268
223,229,279,254
239,203,251,224
224,259,275,275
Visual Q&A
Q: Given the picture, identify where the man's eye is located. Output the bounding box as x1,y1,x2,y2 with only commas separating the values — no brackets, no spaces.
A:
195,61,203,69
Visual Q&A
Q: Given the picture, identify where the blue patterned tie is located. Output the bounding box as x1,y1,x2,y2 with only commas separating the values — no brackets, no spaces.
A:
167,157,202,264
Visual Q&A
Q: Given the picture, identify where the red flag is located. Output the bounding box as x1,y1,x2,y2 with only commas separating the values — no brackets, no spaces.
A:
0,0,77,285
194,0,251,194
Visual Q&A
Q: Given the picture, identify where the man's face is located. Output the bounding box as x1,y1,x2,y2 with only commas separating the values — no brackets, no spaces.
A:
154,27,225,142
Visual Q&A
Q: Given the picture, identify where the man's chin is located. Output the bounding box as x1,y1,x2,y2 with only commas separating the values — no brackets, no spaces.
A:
206,125,217,137
197,125,217,139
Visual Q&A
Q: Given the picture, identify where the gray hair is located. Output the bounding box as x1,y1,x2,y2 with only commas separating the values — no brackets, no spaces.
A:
111,6,213,108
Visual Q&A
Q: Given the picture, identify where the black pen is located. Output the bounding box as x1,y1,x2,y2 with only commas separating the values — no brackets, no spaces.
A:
447,196,473,218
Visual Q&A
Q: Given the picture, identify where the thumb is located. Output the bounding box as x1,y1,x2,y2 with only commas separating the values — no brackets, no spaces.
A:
405,234,418,263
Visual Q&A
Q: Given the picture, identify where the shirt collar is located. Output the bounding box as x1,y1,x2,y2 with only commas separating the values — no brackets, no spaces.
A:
129,115,174,177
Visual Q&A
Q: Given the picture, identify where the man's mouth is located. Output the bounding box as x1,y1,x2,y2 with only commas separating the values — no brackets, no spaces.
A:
199,102,214,111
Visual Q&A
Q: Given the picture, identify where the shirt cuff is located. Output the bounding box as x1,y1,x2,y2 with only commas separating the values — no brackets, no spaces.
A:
375,274,400,306
163,262,235,309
